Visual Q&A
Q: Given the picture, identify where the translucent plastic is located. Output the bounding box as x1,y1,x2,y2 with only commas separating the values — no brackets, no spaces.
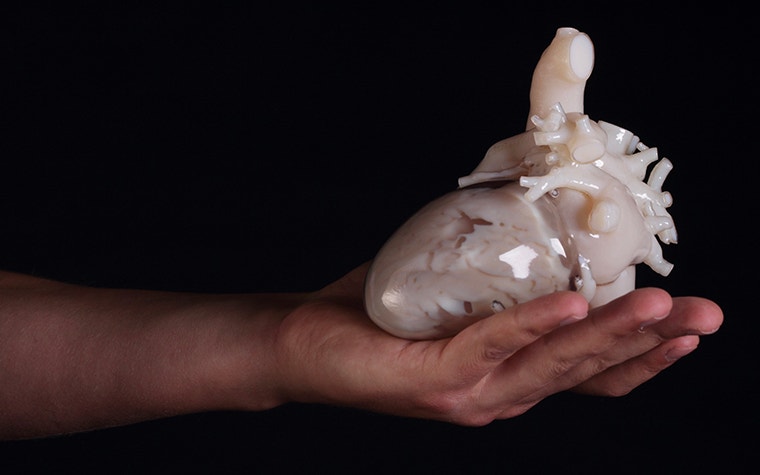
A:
364,28,676,339
365,182,579,339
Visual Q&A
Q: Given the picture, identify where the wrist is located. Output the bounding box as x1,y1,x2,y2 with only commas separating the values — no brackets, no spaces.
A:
212,293,302,412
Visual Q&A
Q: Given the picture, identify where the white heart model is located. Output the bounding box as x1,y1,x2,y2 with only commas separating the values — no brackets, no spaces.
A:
364,27,677,339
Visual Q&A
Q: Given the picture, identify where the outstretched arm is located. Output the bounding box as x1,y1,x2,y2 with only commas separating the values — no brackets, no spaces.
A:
0,270,296,439
0,264,722,439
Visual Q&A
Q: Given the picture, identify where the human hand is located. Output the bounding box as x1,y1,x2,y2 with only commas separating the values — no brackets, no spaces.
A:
0,263,722,439
272,262,723,425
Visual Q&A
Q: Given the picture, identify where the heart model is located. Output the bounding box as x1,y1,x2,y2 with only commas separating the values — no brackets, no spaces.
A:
364,27,677,339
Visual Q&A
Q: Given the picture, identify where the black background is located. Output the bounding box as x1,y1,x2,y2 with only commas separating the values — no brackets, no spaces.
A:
0,3,755,473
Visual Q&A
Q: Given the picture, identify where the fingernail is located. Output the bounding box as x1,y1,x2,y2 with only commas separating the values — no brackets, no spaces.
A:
639,313,669,330
560,313,588,326
665,344,698,362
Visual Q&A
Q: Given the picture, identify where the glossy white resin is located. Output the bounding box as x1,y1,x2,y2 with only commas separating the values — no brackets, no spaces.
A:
365,27,677,339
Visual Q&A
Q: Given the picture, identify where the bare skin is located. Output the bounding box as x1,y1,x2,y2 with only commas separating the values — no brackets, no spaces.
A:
0,263,723,440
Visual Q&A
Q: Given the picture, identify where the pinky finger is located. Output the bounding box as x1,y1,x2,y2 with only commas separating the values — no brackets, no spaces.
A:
571,335,700,397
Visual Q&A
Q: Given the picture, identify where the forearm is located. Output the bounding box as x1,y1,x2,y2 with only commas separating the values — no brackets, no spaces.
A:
0,271,297,440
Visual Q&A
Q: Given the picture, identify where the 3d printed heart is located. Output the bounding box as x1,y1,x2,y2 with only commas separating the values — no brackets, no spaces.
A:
364,27,676,339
